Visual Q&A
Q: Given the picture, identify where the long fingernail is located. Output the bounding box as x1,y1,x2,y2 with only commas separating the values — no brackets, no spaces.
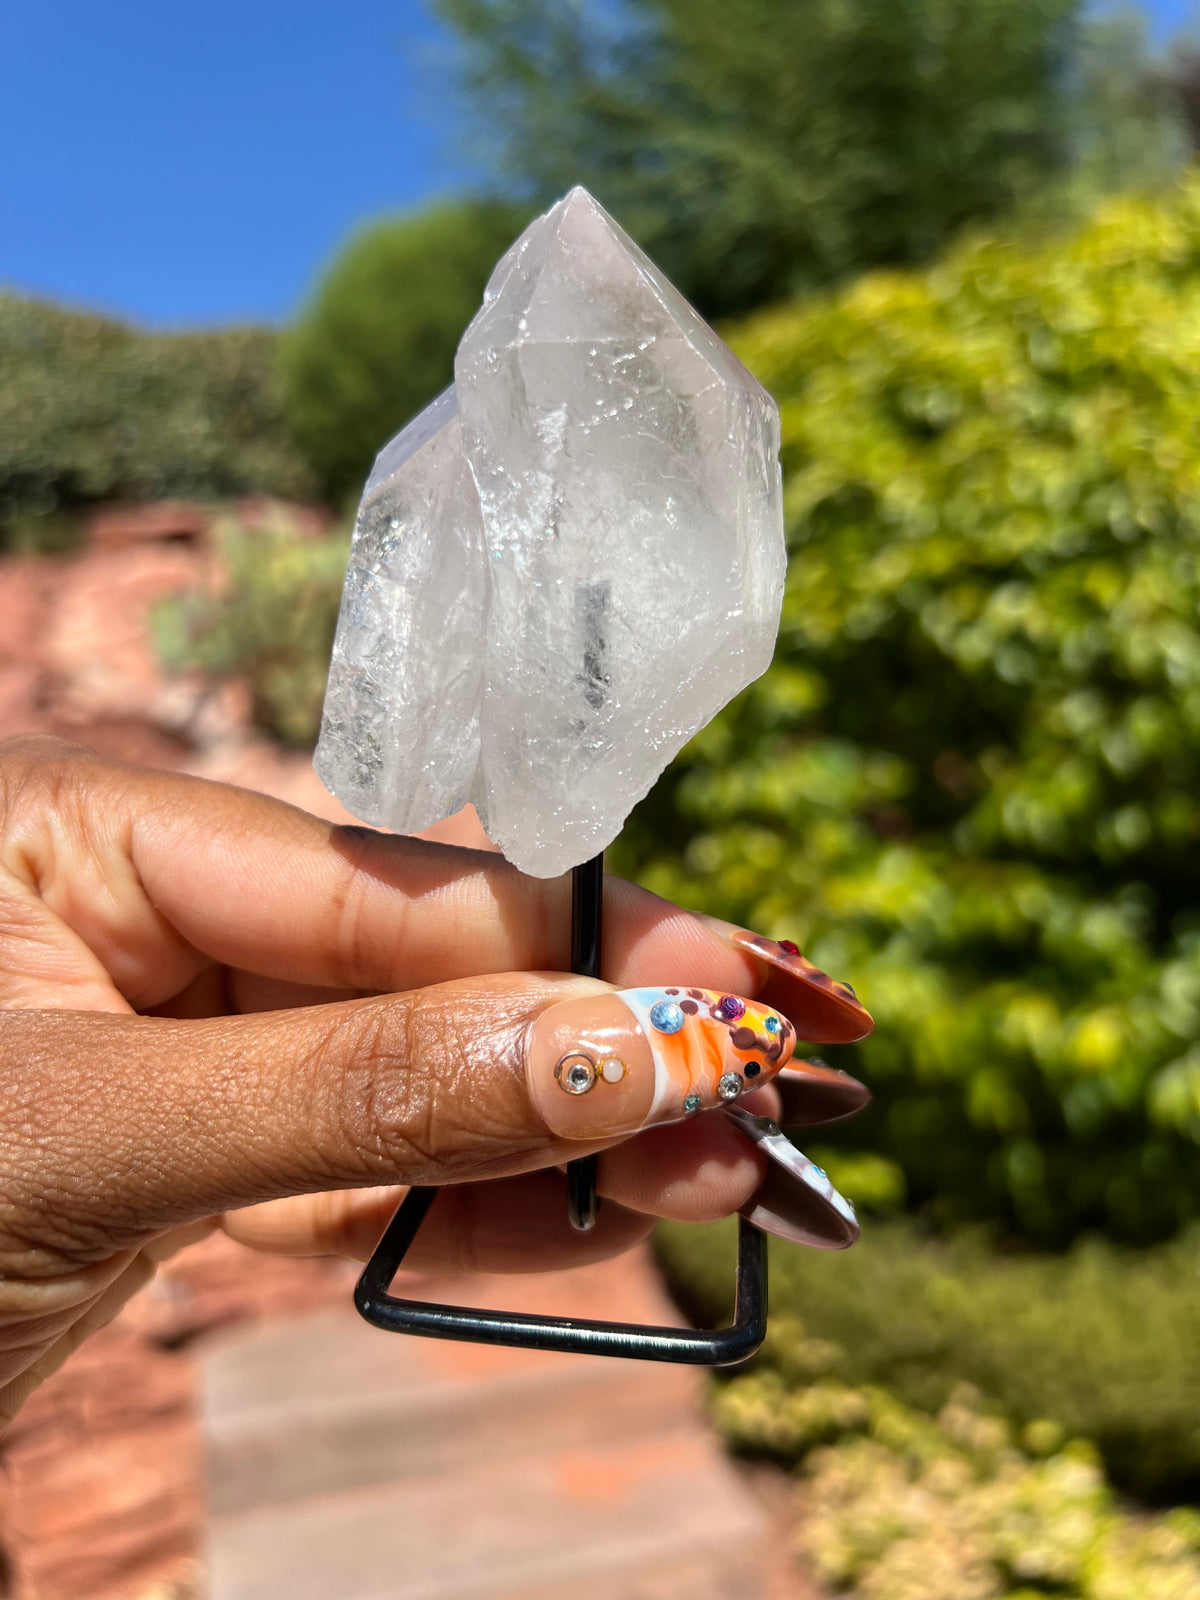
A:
699,917,874,1043
725,1106,859,1250
527,987,796,1139
775,1057,871,1126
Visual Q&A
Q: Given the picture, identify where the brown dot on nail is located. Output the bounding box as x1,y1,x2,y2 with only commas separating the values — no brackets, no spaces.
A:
666,988,679,995
730,1026,756,1051
680,999,699,1014
688,988,705,1000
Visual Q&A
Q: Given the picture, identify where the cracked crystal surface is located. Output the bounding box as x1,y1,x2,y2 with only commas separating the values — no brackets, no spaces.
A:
316,187,785,877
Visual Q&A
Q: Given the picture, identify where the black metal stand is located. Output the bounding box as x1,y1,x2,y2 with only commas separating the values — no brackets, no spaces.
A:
565,853,604,1232
356,1193,766,1365
353,848,768,1364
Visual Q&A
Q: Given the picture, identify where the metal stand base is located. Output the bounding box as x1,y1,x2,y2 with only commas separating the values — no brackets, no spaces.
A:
355,1185,767,1366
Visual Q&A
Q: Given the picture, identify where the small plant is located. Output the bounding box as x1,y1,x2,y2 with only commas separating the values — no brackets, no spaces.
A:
153,509,349,748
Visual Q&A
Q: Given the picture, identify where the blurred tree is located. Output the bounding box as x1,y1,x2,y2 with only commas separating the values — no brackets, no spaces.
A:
434,0,1094,317
280,199,527,503
1065,7,1187,197
614,177,1200,1249
0,294,314,545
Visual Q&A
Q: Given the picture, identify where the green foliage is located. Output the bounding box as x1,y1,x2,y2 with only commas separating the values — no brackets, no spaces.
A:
280,199,527,502
435,0,1179,318
0,292,314,543
789,1386,1200,1600
616,180,1200,1246
659,1217,1200,1503
153,508,349,748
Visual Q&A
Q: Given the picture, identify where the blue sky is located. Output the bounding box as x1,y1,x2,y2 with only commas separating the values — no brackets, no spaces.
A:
1,0,1195,329
1,0,470,326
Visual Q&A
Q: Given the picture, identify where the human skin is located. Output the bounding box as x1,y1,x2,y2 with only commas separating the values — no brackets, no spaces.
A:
0,736,865,1428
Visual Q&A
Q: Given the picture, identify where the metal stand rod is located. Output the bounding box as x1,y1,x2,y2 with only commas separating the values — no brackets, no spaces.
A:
566,852,604,1232
356,1196,767,1365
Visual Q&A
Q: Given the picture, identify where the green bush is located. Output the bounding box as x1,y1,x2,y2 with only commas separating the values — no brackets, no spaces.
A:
616,178,1200,1247
658,1217,1200,1504
280,199,527,503
153,508,349,748
0,293,315,542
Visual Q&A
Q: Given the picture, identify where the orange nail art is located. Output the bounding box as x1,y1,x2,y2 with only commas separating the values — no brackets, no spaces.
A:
527,986,796,1139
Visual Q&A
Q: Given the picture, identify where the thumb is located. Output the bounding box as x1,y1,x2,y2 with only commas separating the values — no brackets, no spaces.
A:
0,976,796,1262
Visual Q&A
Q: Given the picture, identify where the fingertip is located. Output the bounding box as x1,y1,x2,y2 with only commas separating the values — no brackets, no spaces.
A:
604,881,763,995
598,1113,768,1223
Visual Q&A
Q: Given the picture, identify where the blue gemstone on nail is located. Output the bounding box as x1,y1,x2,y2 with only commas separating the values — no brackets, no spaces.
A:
649,999,685,1034
811,1164,828,1180
684,1093,702,1112
764,1016,782,1035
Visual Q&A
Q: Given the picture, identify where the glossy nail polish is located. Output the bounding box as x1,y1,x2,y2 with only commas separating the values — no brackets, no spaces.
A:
725,1106,859,1250
527,986,796,1139
700,917,874,1043
774,1057,871,1126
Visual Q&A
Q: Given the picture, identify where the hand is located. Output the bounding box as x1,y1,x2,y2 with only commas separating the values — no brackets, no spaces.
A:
0,736,869,1426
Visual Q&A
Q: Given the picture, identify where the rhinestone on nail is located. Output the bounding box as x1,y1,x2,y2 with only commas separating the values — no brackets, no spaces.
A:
764,1015,782,1035
778,939,800,955
684,1093,702,1113
717,1072,743,1101
649,999,685,1034
599,1056,626,1083
715,995,745,1021
556,1053,597,1094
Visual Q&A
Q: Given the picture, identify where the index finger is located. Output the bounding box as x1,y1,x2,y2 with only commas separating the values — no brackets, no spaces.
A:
1,738,872,1040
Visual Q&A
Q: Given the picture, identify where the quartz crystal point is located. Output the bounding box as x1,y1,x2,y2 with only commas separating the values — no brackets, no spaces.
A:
316,186,785,878
315,386,487,831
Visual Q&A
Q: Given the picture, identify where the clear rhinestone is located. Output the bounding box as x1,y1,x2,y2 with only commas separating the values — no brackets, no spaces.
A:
717,1072,743,1101
556,1053,597,1094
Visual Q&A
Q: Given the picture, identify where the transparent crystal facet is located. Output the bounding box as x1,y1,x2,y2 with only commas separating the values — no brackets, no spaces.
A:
316,188,785,877
314,385,487,833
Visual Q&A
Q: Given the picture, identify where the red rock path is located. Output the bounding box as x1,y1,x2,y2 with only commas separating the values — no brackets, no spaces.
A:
0,507,815,1600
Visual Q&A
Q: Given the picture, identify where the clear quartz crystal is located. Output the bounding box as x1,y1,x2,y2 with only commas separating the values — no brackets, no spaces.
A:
316,187,785,877
314,385,487,832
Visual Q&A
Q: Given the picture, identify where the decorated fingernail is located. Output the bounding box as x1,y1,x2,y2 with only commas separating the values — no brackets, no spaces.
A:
724,1105,859,1250
773,1057,871,1126
701,918,874,1043
527,987,796,1139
